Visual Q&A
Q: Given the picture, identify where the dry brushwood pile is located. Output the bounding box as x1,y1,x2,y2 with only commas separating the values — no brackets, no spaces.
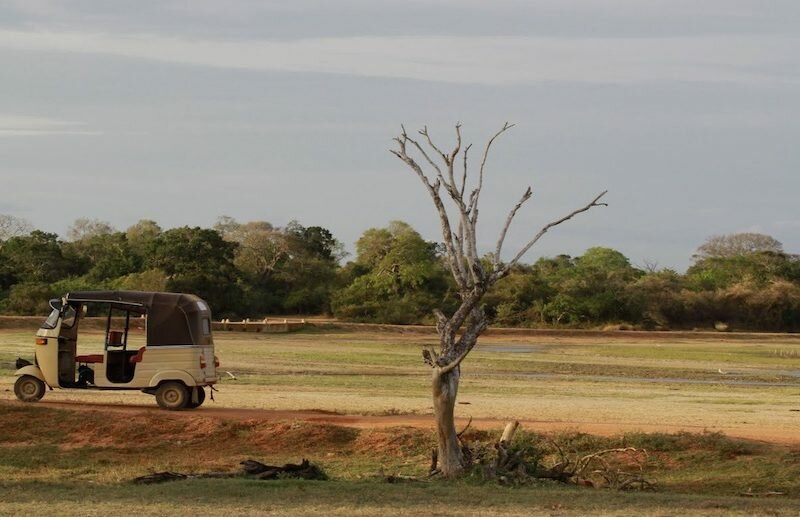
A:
132,459,327,484
432,421,656,490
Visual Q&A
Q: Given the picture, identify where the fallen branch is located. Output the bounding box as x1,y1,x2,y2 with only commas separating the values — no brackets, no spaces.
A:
429,448,439,476
241,458,327,480
133,471,235,484
385,474,421,483
132,458,327,484
133,471,189,484
500,421,519,444
462,423,656,490
457,416,473,438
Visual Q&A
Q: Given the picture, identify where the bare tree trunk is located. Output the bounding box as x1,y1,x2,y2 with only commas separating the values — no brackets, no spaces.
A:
432,366,463,477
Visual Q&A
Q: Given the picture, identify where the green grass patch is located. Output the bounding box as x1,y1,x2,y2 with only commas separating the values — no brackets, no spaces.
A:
573,343,800,367
2,478,799,516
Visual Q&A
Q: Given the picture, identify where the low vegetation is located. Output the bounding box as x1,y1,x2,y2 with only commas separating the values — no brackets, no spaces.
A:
1,213,798,331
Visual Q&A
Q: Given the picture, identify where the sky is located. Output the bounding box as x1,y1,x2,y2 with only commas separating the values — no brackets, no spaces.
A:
1,0,798,272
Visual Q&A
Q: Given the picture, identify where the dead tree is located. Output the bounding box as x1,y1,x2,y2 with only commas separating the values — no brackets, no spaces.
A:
391,123,607,477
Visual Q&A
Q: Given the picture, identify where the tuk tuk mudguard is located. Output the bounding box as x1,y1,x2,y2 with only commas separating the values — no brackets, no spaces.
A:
14,365,47,384
148,370,197,389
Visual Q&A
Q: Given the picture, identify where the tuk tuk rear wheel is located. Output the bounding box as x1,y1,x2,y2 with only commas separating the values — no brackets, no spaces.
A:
14,375,45,402
186,386,206,409
155,381,189,410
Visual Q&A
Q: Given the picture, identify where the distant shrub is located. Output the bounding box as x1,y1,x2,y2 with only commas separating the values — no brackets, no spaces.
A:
0,282,55,315
620,431,758,457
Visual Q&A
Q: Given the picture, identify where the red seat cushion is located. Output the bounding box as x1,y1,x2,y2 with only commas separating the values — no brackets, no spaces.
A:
129,347,146,364
76,354,104,364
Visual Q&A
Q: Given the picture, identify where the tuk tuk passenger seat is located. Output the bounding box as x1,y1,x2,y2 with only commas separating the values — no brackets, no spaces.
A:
75,354,104,364
129,346,146,365
108,330,124,346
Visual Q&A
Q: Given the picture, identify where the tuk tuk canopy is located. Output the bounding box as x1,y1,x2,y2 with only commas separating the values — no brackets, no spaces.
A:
64,291,212,346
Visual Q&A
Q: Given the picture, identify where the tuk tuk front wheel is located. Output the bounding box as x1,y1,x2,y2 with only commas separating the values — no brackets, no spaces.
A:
155,381,189,410
14,375,45,402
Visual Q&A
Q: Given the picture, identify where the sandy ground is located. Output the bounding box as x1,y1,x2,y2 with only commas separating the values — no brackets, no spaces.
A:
4,324,798,448
6,398,797,446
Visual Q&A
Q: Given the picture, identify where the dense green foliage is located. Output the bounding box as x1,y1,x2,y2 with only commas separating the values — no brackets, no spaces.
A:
0,217,342,318
0,218,798,330
331,222,455,324
482,248,800,331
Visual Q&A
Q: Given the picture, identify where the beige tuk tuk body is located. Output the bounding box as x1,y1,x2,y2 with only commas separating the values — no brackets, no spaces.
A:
13,291,218,410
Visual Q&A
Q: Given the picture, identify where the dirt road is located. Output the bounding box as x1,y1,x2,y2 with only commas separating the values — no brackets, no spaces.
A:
20,400,800,446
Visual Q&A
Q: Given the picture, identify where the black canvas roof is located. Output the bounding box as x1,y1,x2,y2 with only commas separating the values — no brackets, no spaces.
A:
65,290,212,346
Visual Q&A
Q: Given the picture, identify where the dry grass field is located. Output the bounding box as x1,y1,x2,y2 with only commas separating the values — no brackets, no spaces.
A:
1,324,799,515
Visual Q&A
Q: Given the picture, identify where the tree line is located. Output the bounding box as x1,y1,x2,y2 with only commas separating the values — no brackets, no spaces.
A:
1,214,798,331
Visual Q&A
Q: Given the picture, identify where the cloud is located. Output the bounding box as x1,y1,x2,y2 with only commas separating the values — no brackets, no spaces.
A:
0,114,101,137
0,29,797,85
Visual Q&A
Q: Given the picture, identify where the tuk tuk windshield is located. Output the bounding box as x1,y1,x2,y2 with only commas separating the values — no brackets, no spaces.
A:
41,308,60,329
61,305,77,328
40,304,77,330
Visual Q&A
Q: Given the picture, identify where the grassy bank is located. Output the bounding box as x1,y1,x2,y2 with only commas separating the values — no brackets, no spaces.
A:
1,404,799,516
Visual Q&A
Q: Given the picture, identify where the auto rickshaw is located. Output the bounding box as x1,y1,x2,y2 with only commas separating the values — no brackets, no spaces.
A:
13,290,219,410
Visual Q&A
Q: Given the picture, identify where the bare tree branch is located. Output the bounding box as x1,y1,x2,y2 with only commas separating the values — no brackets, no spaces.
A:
420,126,448,164
450,123,462,165
494,186,532,268
391,130,468,289
0,214,33,242
407,134,445,184
440,307,486,372
470,122,514,226
439,348,470,375
445,124,462,195
500,190,608,278
433,308,449,334
423,348,440,367
460,143,472,199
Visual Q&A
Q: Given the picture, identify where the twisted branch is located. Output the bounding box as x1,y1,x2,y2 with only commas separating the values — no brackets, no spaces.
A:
498,190,608,279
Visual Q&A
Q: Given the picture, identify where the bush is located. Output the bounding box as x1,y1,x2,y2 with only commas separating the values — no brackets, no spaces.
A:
112,269,168,292
620,431,758,457
0,282,57,315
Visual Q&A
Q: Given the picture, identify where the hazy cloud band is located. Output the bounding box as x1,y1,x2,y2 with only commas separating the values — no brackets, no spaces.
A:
1,29,797,85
